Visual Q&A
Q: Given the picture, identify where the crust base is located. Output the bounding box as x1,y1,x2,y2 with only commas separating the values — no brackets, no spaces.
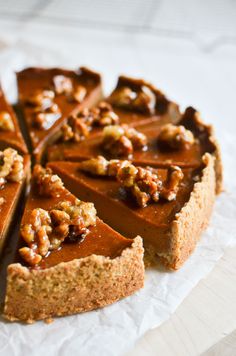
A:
3,236,144,323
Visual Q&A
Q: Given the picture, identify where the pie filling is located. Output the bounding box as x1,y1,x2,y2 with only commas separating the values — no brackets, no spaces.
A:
47,159,202,255
14,165,133,269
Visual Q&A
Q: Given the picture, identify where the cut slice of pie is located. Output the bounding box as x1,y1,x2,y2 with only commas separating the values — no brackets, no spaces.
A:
0,86,28,153
3,165,144,323
47,106,222,194
17,67,103,162
0,149,30,253
47,153,216,270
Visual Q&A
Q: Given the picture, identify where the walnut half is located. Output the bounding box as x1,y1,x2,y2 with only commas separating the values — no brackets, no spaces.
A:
0,148,24,185
158,123,194,150
102,125,147,157
33,165,64,197
0,111,14,131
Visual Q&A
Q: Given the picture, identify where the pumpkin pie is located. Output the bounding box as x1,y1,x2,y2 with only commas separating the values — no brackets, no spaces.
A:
3,165,144,322
17,67,102,162
47,152,216,270
0,86,28,154
0,149,30,253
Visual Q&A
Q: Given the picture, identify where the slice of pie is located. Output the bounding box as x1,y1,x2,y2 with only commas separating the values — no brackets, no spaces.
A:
47,153,216,270
0,86,28,153
47,106,222,194
17,67,102,162
46,76,181,162
3,165,144,323
0,148,30,253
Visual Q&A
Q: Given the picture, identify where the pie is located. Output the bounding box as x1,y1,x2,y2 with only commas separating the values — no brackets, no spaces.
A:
0,68,222,323
3,165,144,322
17,67,102,162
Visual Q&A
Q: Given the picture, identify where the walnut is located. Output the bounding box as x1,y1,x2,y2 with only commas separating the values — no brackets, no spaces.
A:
34,103,61,130
0,111,14,131
80,156,129,177
161,166,184,201
61,116,90,142
19,247,42,266
102,125,147,157
19,199,97,266
53,75,73,95
71,85,87,103
33,165,64,197
110,85,156,114
117,163,162,207
158,124,194,150
0,148,24,184
91,102,119,127
24,90,55,110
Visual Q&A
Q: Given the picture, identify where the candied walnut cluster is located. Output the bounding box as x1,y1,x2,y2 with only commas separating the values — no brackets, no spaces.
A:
102,124,147,157
109,85,156,114
0,111,14,131
33,165,64,197
158,123,194,150
0,148,24,187
19,199,97,266
53,74,87,103
61,102,119,143
80,157,183,208
24,89,61,130
117,162,184,207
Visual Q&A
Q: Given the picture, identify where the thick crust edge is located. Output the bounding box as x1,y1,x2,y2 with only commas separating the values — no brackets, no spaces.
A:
3,236,144,323
158,153,216,269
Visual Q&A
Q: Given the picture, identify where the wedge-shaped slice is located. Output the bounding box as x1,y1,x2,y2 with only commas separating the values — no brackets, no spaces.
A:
0,149,30,253
17,67,102,162
3,165,144,323
0,86,28,153
48,153,215,270
47,106,222,194
107,75,181,126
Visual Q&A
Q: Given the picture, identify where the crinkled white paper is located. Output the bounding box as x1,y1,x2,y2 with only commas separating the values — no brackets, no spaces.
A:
0,41,235,356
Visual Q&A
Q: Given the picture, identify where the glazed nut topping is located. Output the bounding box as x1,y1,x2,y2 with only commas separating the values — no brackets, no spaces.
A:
61,102,119,142
33,164,64,197
53,75,73,95
61,115,90,142
24,89,55,109
72,85,87,103
117,162,184,207
0,148,24,185
158,123,195,150
0,111,14,131
19,200,97,266
110,85,156,114
80,155,129,177
102,125,147,157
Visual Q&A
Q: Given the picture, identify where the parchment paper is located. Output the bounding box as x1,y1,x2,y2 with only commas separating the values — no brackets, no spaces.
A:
0,42,235,356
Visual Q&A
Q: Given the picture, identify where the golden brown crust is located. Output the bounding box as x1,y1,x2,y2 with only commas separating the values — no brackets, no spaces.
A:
3,236,144,323
156,153,216,269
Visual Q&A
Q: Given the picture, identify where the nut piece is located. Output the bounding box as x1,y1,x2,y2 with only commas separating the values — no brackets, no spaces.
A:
80,156,129,177
0,111,14,131
61,115,90,142
102,125,147,157
158,124,194,150
33,165,64,197
117,162,162,207
24,90,55,109
0,148,24,185
161,166,184,201
53,75,73,95
110,85,156,114
71,85,87,103
91,102,119,127
20,199,97,266
34,103,61,130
